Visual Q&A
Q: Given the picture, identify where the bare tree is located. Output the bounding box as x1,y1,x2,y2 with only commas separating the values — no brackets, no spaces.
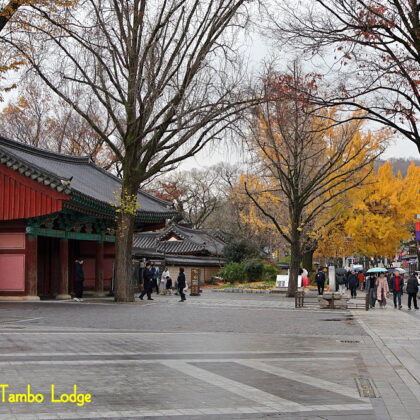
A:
2,0,256,301
268,0,420,153
243,66,385,296
0,82,113,166
0,1,23,33
149,164,240,228
0,1,77,97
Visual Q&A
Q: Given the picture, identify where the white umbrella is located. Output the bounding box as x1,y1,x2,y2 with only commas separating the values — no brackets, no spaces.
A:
390,267,406,274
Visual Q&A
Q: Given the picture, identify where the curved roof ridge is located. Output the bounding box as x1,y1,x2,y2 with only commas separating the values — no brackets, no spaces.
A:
0,136,91,163
0,135,174,209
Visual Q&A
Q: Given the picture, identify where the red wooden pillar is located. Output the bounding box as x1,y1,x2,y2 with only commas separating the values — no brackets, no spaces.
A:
57,239,71,299
94,241,106,296
25,235,40,300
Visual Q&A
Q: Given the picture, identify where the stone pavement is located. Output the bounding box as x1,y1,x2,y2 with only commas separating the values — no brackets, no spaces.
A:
353,301,420,420
0,291,415,419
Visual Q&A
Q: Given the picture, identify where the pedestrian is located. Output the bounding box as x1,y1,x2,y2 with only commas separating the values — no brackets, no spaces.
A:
390,270,404,309
358,271,365,291
165,276,173,295
159,268,167,295
140,262,154,300
74,258,84,302
315,268,326,295
406,272,419,310
335,268,347,295
348,270,359,298
177,267,187,302
366,275,377,308
150,263,159,294
299,267,310,287
376,273,389,308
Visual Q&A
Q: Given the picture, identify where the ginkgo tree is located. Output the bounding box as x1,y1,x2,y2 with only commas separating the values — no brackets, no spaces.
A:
343,162,420,259
242,66,386,296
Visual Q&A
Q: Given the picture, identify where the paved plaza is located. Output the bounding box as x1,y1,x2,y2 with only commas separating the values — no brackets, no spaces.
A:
0,292,419,419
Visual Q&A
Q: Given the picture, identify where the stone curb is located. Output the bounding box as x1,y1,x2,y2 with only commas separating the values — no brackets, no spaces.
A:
210,288,284,294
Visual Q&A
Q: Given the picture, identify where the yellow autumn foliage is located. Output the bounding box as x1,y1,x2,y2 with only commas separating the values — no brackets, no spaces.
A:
238,111,388,252
342,162,420,258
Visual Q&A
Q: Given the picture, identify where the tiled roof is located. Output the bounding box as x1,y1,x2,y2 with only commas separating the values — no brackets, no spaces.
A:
133,224,226,256
0,136,176,218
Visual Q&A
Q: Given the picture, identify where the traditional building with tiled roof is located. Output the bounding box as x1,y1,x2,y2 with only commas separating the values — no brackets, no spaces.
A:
0,136,176,300
133,224,226,285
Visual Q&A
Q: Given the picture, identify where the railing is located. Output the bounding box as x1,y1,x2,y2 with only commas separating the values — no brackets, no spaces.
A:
295,290,369,310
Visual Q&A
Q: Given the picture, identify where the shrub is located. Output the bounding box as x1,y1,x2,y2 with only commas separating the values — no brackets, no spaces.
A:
244,259,264,282
218,262,246,284
223,240,259,263
205,277,219,285
262,264,280,282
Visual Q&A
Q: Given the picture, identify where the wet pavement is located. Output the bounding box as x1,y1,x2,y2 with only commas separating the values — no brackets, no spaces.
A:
0,291,398,419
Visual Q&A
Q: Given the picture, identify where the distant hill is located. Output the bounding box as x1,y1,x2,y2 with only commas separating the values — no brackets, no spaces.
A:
375,158,420,177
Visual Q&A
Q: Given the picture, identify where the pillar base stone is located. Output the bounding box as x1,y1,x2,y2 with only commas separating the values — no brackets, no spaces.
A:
23,295,41,301
56,294,71,300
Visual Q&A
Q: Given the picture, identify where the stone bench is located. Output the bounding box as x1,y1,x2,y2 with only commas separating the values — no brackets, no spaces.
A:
318,292,350,309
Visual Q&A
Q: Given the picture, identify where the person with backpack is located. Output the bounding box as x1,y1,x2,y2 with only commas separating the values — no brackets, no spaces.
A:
406,272,419,310
315,268,326,295
335,268,347,295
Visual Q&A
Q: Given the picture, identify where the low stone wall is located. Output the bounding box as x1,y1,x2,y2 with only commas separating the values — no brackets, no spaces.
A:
211,287,290,294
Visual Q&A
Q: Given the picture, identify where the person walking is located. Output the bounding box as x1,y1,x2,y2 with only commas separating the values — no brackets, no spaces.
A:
336,268,347,295
390,270,404,309
177,267,187,302
74,258,85,302
376,273,390,308
159,267,168,294
140,262,154,300
165,276,173,295
150,263,159,294
406,272,419,310
366,275,377,308
315,268,326,295
358,271,365,291
348,270,359,298
160,268,170,294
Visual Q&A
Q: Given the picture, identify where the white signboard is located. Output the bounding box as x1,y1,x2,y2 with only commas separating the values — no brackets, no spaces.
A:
276,274,302,288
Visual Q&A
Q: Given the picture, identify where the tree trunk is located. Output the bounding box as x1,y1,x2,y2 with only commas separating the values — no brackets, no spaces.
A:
287,231,301,297
114,178,138,302
114,211,135,302
302,249,314,273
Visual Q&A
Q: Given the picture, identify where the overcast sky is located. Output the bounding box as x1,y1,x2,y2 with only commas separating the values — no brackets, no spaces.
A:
0,6,418,172
178,30,420,172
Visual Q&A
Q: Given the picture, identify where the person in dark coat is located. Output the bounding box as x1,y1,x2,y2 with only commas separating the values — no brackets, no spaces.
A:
74,259,85,302
140,262,154,300
390,271,404,309
336,268,347,295
348,270,359,298
315,268,326,295
406,273,419,310
177,267,187,302
150,263,159,294
366,275,377,308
